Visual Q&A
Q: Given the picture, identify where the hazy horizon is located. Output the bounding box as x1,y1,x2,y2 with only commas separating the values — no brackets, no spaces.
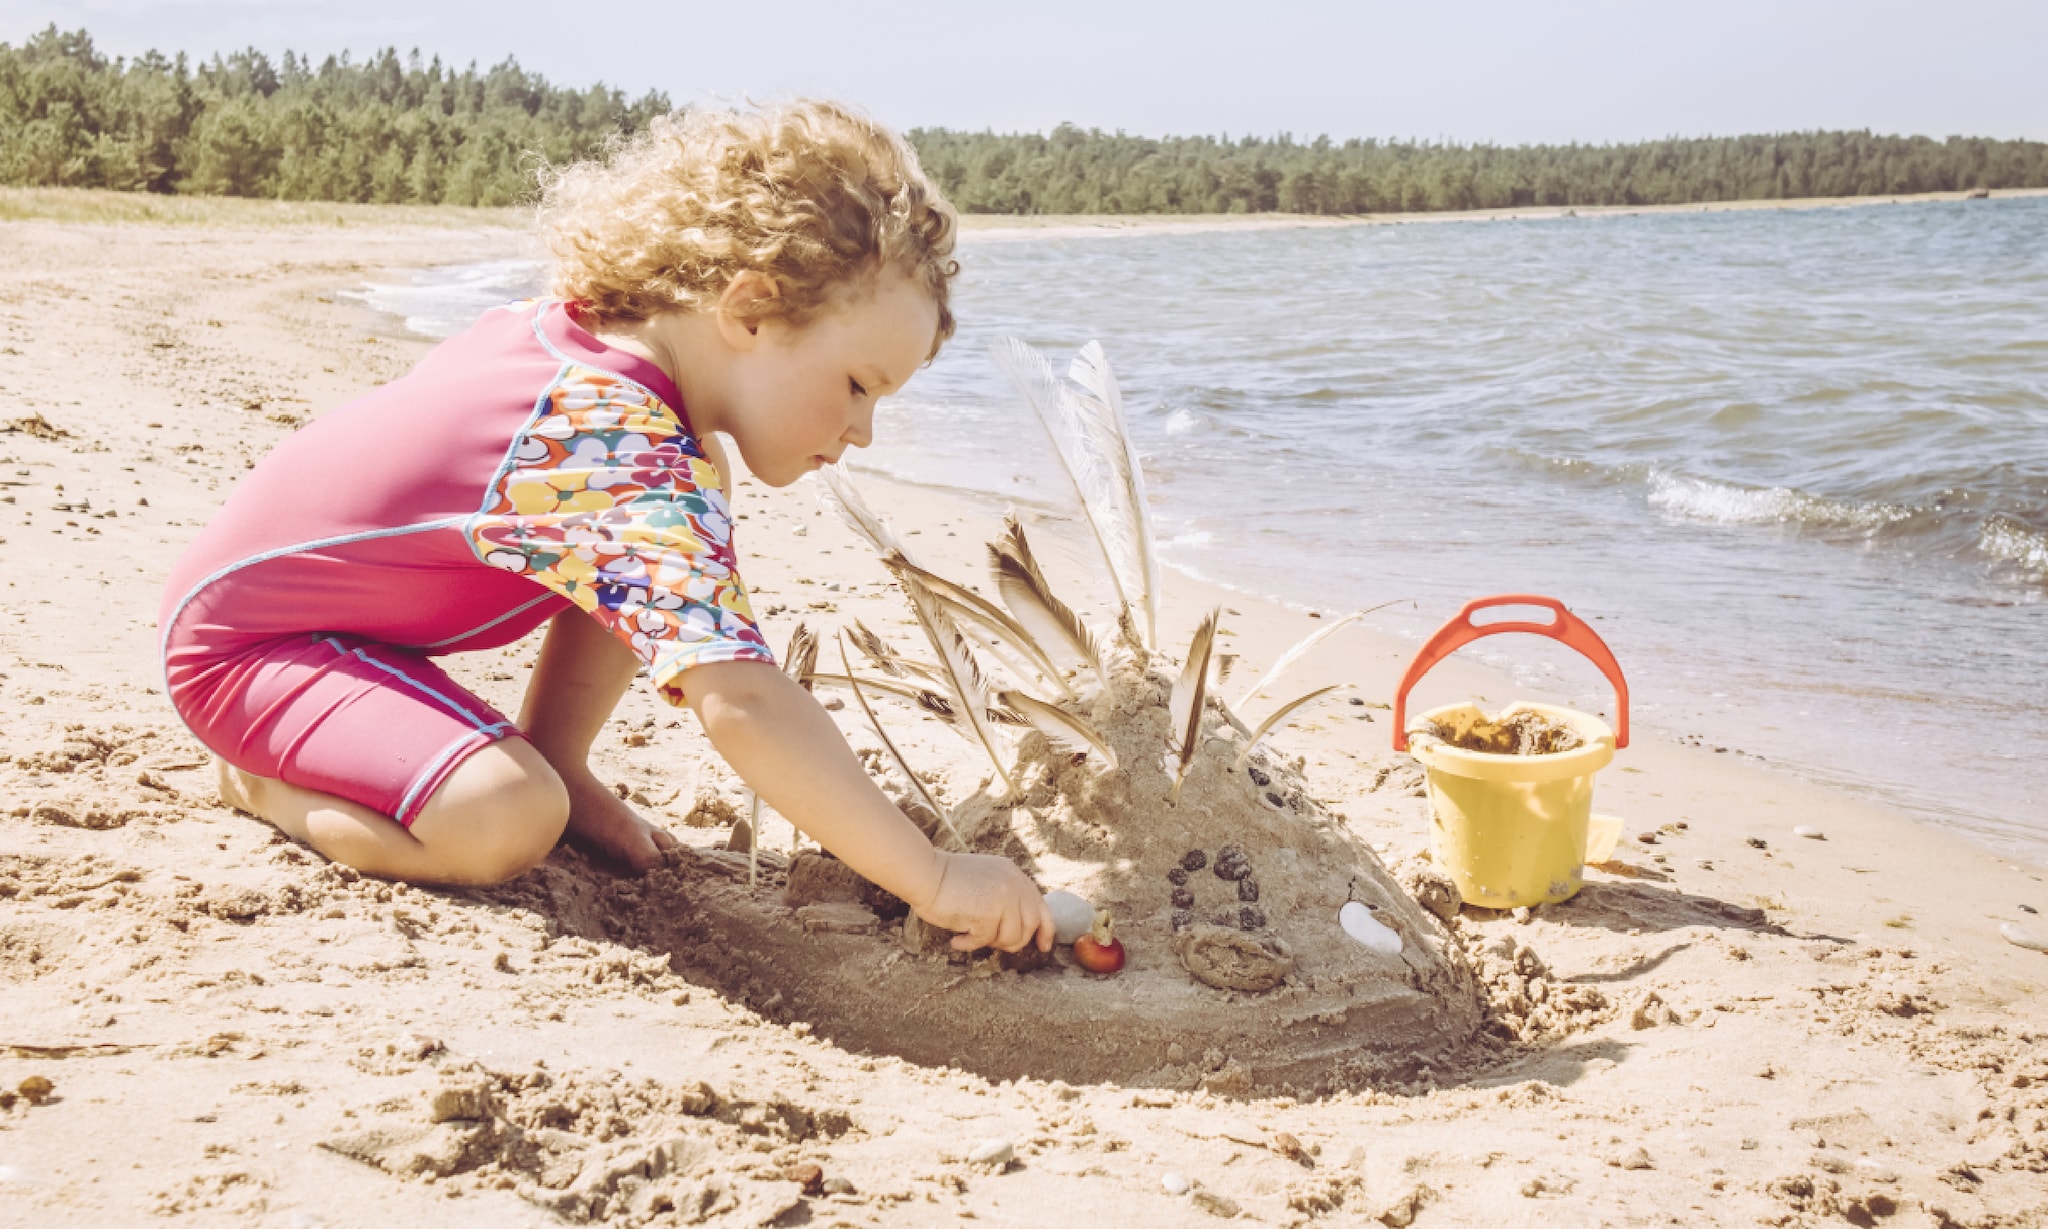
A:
5,0,2044,148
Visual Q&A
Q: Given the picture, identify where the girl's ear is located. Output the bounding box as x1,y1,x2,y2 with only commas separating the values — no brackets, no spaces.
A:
716,271,781,350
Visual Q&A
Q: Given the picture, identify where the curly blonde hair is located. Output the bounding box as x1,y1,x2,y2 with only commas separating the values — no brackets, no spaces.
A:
538,100,959,356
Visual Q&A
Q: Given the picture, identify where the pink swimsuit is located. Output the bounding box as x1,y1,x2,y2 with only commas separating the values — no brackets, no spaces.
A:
159,300,773,825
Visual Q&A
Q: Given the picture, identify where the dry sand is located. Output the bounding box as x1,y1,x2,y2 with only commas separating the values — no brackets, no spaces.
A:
0,215,2044,1228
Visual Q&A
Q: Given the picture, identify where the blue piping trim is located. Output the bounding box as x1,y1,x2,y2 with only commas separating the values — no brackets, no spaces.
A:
159,517,467,694
416,592,557,650
318,636,492,730
395,725,511,823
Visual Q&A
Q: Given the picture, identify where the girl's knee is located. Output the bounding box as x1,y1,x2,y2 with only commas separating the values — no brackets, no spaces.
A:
415,741,569,885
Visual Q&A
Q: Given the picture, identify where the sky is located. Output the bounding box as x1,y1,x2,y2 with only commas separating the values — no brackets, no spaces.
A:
5,0,2045,146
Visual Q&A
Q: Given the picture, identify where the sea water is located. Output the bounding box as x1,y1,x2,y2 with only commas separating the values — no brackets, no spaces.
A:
350,197,2048,864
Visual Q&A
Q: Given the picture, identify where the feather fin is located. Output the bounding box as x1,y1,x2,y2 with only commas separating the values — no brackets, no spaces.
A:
898,570,1017,797
993,338,1144,642
1166,608,1220,804
989,515,1105,689
815,464,911,564
1066,341,1161,648
837,636,963,849
891,560,1071,696
998,690,1119,769
1233,685,1341,770
782,623,819,691
1234,602,1397,708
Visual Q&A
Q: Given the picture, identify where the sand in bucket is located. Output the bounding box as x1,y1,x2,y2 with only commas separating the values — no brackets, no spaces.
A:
1395,597,1631,911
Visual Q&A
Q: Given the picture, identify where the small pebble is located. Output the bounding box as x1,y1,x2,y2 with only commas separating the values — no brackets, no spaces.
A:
1512,906,1533,925
1237,878,1259,903
1746,837,1768,850
16,1075,54,1106
1167,866,1190,886
1271,1132,1310,1164
2021,904,2038,914
1181,849,1208,872
1213,847,1251,881
782,1162,824,1195
966,1138,1014,1167
2000,921,2048,953
822,1176,857,1196
1170,908,1194,932
1247,767,1271,787
1171,888,1196,909
1794,826,1826,840
1162,1172,1191,1196
1238,906,1265,930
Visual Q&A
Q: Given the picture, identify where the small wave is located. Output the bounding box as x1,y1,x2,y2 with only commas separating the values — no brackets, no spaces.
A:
342,259,545,339
1646,472,1914,532
1979,515,2048,579
1164,407,1201,436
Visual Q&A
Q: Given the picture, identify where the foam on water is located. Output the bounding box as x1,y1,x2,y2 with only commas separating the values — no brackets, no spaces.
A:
1646,472,1917,531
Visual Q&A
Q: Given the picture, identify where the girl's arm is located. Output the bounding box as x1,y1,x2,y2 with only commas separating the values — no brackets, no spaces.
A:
682,658,1054,953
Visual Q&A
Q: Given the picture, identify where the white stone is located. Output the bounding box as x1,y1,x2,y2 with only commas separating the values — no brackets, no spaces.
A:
1794,826,1826,840
2000,921,2048,953
1339,901,1403,955
967,1138,1014,1167
1044,891,1096,946
1162,1172,1192,1196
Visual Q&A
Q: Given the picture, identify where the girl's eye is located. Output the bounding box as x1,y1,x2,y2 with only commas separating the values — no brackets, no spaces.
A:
849,378,868,398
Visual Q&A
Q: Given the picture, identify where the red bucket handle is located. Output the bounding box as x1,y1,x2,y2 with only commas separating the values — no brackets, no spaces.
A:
1391,595,1629,752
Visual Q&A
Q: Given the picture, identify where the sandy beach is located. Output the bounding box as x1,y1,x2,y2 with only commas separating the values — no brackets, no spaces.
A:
1,208,2044,1228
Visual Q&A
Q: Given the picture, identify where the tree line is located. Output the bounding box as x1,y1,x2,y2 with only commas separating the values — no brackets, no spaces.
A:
6,25,2046,213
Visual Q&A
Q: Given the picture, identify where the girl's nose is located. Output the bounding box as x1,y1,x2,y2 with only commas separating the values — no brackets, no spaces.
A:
844,404,874,449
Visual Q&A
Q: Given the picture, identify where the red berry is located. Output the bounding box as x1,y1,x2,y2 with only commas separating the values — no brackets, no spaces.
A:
1072,914,1125,974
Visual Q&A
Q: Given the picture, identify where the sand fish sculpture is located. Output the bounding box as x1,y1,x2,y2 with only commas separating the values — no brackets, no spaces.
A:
732,338,1489,1092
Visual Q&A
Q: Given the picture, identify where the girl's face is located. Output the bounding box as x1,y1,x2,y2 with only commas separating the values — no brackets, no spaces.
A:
721,272,940,487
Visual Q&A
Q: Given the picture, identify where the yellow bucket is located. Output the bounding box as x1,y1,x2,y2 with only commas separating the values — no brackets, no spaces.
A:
1392,596,1631,910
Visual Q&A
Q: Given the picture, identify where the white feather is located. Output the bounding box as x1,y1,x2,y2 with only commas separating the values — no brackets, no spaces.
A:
1233,603,1396,709
1166,608,1221,803
898,570,1018,797
993,338,1153,648
815,464,912,564
999,690,1119,770
1232,685,1341,770
1066,341,1161,648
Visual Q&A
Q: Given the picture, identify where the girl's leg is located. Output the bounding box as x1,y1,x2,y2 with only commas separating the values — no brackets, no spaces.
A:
518,609,682,872
217,737,568,887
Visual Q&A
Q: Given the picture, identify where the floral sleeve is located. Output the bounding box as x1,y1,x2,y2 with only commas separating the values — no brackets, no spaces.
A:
467,366,774,704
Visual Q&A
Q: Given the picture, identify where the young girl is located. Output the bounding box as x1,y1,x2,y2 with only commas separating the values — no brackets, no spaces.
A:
158,100,1055,956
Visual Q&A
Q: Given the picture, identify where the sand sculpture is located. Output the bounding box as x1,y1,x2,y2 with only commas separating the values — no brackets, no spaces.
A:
653,341,1487,1093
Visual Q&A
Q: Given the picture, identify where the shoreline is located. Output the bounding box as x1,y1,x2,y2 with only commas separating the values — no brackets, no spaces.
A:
2,214,2044,1226
5,183,2041,238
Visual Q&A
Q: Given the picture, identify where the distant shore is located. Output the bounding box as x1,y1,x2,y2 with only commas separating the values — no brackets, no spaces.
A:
957,186,2048,241
4,184,2041,236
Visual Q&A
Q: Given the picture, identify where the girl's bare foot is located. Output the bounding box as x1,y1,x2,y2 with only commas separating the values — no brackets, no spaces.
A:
559,767,681,874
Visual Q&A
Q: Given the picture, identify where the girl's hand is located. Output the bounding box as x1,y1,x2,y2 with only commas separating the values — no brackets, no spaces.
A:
915,851,1057,954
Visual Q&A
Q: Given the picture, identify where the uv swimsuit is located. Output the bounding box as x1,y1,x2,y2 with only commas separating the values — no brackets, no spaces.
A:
158,300,774,825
